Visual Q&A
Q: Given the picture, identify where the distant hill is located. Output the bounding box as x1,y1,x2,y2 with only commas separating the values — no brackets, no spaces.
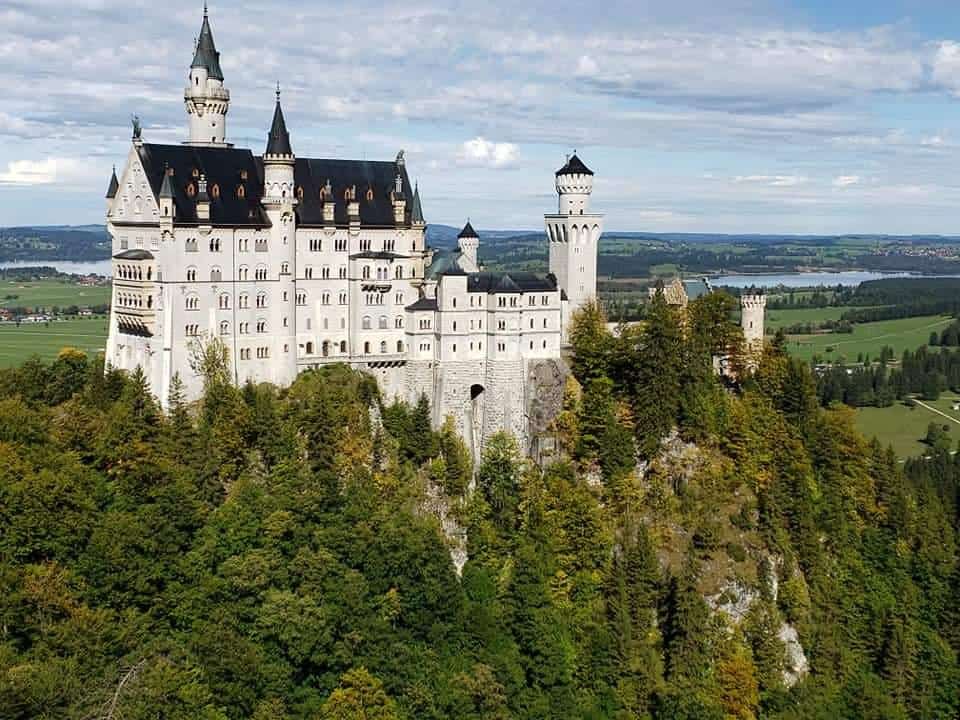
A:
0,226,111,262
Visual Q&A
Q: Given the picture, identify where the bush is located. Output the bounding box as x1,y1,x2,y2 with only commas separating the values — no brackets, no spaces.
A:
725,542,747,563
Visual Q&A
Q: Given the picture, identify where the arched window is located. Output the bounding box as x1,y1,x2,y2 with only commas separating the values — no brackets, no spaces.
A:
380,341,388,354
256,292,267,308
395,317,403,329
306,341,314,354
379,316,388,329
236,184,246,199
186,266,197,282
362,266,371,280
220,321,230,335
362,316,372,330
364,342,371,354
322,341,330,357
185,294,199,311
239,293,249,309
211,266,222,282
219,293,230,309
340,341,347,353
281,262,289,274
395,266,403,279
397,340,404,353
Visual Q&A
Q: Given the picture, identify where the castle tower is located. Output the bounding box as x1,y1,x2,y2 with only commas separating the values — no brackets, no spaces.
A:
457,221,479,272
184,4,231,146
544,154,602,329
261,88,298,386
741,290,766,358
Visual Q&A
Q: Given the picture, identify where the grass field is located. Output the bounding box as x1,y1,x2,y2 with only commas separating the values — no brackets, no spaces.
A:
765,306,859,330
785,315,951,363
856,395,960,458
0,317,109,367
0,279,111,311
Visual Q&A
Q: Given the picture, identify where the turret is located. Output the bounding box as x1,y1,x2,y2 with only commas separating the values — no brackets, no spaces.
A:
158,166,174,222
411,182,425,228
740,290,766,353
262,87,295,203
457,221,479,271
184,4,231,146
544,153,603,334
105,166,119,215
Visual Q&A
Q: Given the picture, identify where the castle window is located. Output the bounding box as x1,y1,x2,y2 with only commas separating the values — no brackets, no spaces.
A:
453,321,457,331
380,341,388,354
379,316,388,330
239,266,249,281
220,321,230,335
322,266,331,279
186,183,196,198
240,169,248,181
498,320,506,330
362,316,372,330
186,267,197,282
211,267,222,282
322,341,330,357
322,292,331,305
452,344,457,354
281,262,289,274
340,292,347,305
209,238,221,252
340,341,347,353
297,186,304,200
362,266,371,280
306,341,314,354
339,266,347,279
529,296,535,306
305,266,314,279
395,266,403,279
397,340,404,353
395,317,403,329
256,265,268,281
192,168,200,179
306,318,311,330
186,238,198,252
296,292,306,306
544,318,548,328
256,292,267,308
239,294,249,309
185,294,199,311
364,342,371,354
498,343,506,352
366,188,375,202
211,184,220,199
452,298,457,308
257,320,267,333
236,185,246,199
218,293,230,309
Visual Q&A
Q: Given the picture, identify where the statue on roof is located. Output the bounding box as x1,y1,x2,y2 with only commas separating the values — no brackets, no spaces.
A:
131,115,142,140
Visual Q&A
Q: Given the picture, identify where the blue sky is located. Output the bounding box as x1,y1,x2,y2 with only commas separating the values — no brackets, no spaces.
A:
2,0,960,233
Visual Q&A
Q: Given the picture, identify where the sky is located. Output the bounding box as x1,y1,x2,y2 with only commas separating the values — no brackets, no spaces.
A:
2,0,960,233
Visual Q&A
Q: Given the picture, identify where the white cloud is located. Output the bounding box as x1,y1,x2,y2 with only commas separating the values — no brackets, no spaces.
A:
833,175,861,187
0,157,86,186
734,175,807,187
457,137,519,168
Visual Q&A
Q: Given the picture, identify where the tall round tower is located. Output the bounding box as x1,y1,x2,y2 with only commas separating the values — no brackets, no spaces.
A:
261,89,298,387
184,4,231,146
457,221,480,271
544,153,603,337
740,290,766,354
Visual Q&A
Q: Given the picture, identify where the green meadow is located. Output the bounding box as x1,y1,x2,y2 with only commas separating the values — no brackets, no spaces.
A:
785,315,952,364
855,395,960,458
0,317,109,367
0,278,111,311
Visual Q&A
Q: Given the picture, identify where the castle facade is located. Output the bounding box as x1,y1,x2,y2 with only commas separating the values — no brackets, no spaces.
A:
105,7,600,456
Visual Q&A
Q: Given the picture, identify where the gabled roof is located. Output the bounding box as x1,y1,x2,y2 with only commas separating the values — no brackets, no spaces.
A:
293,158,414,227
136,143,269,227
191,7,224,81
411,183,425,224
458,221,479,239
106,167,119,199
465,272,558,294
556,153,593,176
266,96,292,157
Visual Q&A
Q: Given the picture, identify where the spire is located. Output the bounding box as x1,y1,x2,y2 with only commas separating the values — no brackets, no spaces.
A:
191,4,224,81
411,182,425,224
458,220,478,239
265,89,293,157
159,167,174,199
556,152,593,176
105,166,119,199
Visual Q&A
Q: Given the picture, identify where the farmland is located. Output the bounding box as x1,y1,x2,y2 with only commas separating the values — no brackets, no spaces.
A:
855,395,960,458
784,314,951,364
0,278,111,311
0,317,109,367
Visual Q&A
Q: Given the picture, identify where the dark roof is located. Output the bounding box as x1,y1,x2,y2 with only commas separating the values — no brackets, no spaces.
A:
411,183,425,224
349,251,409,260
265,97,293,157
106,168,119,199
458,221,479,239
556,153,593,176
425,251,466,280
136,144,269,227
191,8,224,81
465,272,558,294
293,158,414,227
406,297,438,312
113,249,155,260
135,144,416,229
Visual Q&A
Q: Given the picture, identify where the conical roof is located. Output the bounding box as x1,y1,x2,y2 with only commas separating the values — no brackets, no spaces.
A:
411,183,425,224
191,6,224,81
105,167,119,199
265,95,293,157
556,153,593,176
159,170,174,199
458,221,478,239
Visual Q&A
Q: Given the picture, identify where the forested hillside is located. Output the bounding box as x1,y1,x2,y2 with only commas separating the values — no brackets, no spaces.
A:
0,295,958,719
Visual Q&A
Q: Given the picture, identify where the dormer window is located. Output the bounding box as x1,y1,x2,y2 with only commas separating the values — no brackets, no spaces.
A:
186,183,196,198
211,184,220,199
366,187,374,202
192,168,200,179
237,185,246,199
296,186,304,200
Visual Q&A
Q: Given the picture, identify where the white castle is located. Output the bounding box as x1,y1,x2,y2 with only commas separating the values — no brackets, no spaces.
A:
105,7,600,457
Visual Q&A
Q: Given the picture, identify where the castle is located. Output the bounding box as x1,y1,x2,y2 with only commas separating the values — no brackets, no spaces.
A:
104,7,599,457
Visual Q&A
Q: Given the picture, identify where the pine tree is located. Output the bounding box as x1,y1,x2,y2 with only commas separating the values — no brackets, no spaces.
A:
633,291,682,459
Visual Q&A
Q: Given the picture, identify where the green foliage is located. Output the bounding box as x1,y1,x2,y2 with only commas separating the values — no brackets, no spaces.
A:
0,311,958,720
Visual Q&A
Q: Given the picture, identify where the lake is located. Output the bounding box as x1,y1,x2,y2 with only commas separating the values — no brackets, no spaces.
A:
711,271,960,289
0,259,113,277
